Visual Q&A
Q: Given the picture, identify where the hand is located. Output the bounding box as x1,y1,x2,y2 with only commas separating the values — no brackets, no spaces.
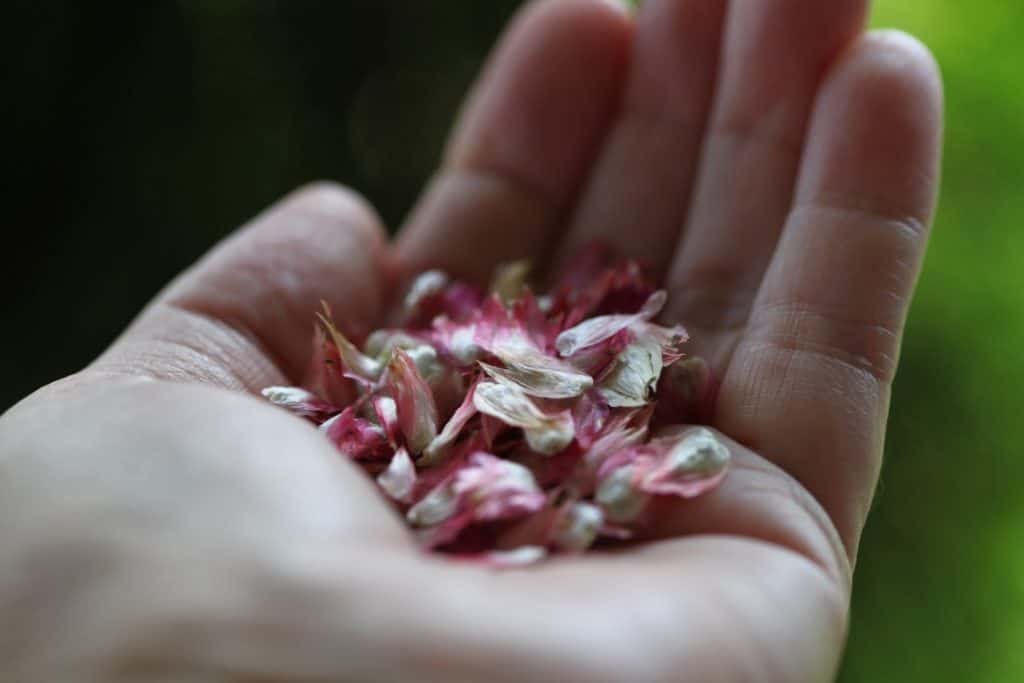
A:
0,1,941,681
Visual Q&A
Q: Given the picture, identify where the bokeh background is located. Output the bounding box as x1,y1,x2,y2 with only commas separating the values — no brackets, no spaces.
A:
3,1,1021,680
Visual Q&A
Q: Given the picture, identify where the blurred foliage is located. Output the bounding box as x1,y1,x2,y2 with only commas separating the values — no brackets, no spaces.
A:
1,1,1021,681
843,3,1024,681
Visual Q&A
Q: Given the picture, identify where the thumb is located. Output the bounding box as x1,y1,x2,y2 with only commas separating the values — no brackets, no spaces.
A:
93,183,390,392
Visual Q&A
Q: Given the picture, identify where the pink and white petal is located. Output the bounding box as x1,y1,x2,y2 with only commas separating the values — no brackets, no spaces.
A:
404,270,449,314
373,395,401,445
304,324,357,409
454,453,546,522
407,479,461,528
317,308,383,380
387,348,440,454
550,502,604,553
511,290,564,350
431,318,484,366
480,349,593,399
453,546,548,568
421,380,481,465
261,386,338,422
472,382,575,455
364,329,427,360
415,509,477,549
551,248,657,324
473,297,537,354
634,320,690,364
572,392,611,449
377,447,417,503
637,426,730,498
598,334,665,408
563,327,636,379
403,270,486,328
522,411,575,456
583,409,651,476
506,443,583,491
319,407,391,461
555,290,667,356
490,260,532,305
595,464,651,524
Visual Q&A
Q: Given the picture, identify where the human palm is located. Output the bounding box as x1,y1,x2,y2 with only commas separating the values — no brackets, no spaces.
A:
0,1,941,680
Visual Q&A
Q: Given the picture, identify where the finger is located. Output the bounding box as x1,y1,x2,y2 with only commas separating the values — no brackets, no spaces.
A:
94,183,389,391
720,31,944,553
394,0,631,284
556,0,728,274
665,0,867,356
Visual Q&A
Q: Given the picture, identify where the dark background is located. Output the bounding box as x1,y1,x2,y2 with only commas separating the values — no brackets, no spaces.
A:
2,1,519,406
4,2,1023,681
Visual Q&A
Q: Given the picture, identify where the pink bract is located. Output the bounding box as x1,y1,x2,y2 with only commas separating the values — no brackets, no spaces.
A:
263,249,729,565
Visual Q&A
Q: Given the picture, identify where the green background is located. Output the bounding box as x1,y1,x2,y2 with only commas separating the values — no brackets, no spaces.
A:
844,2,1024,681
3,2,1021,680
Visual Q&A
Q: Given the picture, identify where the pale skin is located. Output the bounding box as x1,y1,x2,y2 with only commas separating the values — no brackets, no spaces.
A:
0,0,942,680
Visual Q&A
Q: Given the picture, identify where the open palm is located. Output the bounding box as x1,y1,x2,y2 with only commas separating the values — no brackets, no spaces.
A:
0,1,941,680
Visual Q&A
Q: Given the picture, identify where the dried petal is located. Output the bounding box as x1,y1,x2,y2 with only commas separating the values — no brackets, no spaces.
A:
439,282,488,322
409,452,545,546
596,465,650,523
407,480,460,527
484,546,547,566
599,334,664,407
453,452,546,521
637,427,730,498
377,447,416,503
551,502,604,552
404,270,449,314
550,243,614,299
522,424,574,458
480,349,593,399
317,308,382,380
458,546,548,568
372,396,400,446
572,392,611,450
639,321,690,365
319,408,390,461
581,408,651,475
432,319,484,366
404,270,485,328
562,328,635,379
364,329,425,359
550,245,656,323
434,293,552,368
421,380,480,466
511,291,562,350
475,301,539,355
473,382,575,455
491,260,532,305
304,322,357,408
261,386,337,421
386,349,439,454
404,343,445,385
555,290,667,356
